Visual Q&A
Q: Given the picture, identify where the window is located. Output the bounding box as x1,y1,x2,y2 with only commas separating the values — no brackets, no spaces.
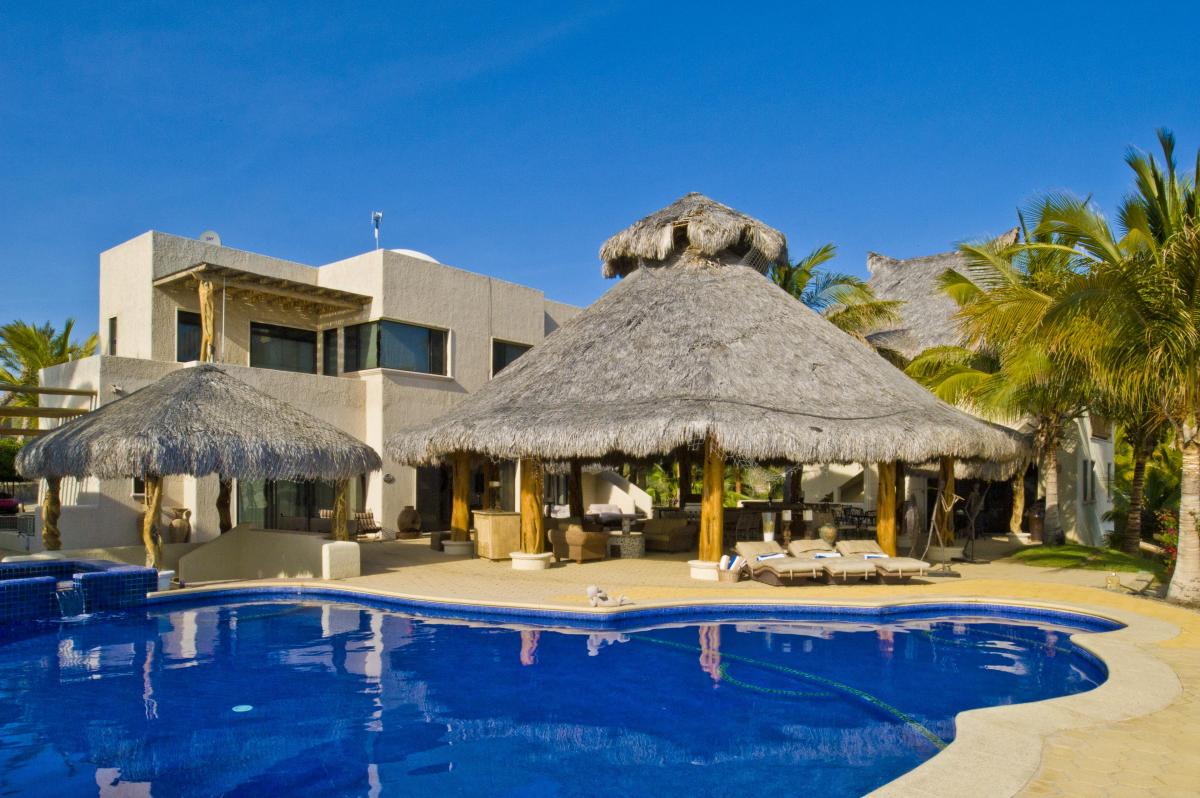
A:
177,311,201,362
492,339,531,376
107,317,118,356
1081,458,1096,503
322,329,338,376
250,322,317,374
344,320,448,375
131,477,145,499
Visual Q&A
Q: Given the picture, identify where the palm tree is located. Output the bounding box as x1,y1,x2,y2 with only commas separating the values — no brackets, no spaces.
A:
770,244,904,361
905,211,1092,544
0,319,97,427
1035,130,1200,602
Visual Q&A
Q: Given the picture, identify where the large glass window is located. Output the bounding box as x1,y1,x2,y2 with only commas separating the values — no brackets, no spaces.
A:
107,316,118,356
344,320,448,375
237,478,363,531
250,322,317,374
322,329,338,376
177,311,201,362
492,339,531,376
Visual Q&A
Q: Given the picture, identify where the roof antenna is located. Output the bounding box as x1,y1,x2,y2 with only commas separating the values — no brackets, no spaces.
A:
372,211,383,250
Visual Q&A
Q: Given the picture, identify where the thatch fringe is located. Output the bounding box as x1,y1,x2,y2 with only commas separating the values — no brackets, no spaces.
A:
17,365,381,481
599,193,789,278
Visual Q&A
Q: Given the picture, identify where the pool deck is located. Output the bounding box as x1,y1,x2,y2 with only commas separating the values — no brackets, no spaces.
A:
171,537,1200,797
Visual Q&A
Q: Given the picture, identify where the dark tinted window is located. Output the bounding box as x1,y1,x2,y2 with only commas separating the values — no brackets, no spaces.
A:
492,340,531,376
322,329,338,376
249,322,316,374
344,321,448,375
177,311,201,362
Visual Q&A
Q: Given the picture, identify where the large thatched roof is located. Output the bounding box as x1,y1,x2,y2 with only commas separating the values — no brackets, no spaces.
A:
865,229,1020,360
387,194,1028,468
600,192,788,278
17,365,381,480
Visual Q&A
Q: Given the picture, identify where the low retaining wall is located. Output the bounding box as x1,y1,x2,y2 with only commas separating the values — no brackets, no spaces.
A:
3,543,202,572
177,526,360,585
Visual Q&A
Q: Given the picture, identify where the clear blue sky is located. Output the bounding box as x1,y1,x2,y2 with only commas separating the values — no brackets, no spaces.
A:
2,1,1197,336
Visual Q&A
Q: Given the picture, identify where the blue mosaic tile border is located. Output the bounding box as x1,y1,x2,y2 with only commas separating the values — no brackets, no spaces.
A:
0,576,57,623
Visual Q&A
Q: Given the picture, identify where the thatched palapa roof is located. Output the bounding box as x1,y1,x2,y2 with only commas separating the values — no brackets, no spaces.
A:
17,365,381,480
865,229,1020,360
386,194,1028,467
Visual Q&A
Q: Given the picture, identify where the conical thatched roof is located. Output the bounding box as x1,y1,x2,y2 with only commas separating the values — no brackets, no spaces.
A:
387,194,1028,468
600,192,788,278
17,365,381,480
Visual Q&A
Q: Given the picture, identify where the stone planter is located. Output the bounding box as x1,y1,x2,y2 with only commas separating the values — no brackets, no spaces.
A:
926,544,963,563
510,552,554,571
688,559,719,581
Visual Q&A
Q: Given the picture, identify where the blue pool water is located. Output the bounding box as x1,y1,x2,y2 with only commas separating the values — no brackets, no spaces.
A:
0,595,1115,797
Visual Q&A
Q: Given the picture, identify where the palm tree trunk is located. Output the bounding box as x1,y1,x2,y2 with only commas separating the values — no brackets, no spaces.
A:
1009,466,1026,537
1043,447,1063,545
1122,449,1149,556
1167,438,1200,604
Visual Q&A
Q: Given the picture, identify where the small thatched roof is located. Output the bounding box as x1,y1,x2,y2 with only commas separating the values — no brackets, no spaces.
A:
387,194,1028,468
865,229,1020,360
600,192,789,278
17,365,381,480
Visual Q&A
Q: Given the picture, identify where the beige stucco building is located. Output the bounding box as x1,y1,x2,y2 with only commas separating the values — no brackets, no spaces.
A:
28,231,654,551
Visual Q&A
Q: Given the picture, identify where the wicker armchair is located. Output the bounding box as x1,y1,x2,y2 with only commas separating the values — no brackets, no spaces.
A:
641,518,698,552
548,519,609,563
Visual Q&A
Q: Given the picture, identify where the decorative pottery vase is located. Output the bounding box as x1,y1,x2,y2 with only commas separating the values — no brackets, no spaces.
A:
168,508,192,543
818,522,838,546
397,506,421,539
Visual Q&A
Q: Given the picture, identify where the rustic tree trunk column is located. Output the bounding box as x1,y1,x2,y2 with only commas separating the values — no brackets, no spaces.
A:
519,458,545,554
198,278,216,363
568,459,585,519
699,435,725,562
1009,466,1026,538
332,479,350,541
41,476,62,551
935,456,956,547
875,462,898,556
450,452,472,542
142,475,164,568
216,477,233,533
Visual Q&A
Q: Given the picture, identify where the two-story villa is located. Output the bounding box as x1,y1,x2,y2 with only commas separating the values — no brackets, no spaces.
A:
33,231,595,549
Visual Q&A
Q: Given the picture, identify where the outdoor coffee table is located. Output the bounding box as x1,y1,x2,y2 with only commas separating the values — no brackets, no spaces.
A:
608,532,645,559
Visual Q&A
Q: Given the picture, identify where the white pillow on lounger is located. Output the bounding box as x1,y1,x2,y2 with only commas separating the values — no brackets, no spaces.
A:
756,552,786,561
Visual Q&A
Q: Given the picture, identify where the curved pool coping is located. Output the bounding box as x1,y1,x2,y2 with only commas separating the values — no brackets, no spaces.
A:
145,582,1183,798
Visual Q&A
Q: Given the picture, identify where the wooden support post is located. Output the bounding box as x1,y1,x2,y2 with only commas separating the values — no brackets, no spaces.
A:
332,479,350,541
142,475,164,568
216,478,233,533
519,458,544,554
936,456,957,546
450,452,472,541
699,434,725,562
42,476,62,551
198,278,216,363
875,462,898,556
787,465,803,504
678,449,693,509
568,459,585,519
895,462,906,543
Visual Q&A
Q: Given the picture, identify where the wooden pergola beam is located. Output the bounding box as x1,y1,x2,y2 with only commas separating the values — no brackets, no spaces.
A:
0,384,96,397
0,428,46,437
0,406,88,419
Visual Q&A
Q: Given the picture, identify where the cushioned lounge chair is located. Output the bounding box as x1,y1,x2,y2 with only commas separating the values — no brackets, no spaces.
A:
734,541,822,586
835,540,930,580
787,539,877,582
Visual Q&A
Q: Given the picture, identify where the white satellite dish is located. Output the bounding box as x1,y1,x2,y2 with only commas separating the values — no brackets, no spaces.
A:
389,248,439,263
199,230,222,246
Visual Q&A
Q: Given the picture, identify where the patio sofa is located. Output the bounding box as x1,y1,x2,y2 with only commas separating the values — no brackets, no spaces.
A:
548,519,609,564
641,517,698,552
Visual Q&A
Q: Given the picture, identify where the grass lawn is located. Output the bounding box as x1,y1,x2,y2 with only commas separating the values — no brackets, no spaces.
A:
1011,543,1167,580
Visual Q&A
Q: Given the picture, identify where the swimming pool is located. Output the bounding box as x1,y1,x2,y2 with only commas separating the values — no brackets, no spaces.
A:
0,592,1117,797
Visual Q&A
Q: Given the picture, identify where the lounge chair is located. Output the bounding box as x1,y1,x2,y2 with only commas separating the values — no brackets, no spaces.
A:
787,539,876,582
734,541,822,586
835,540,930,580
